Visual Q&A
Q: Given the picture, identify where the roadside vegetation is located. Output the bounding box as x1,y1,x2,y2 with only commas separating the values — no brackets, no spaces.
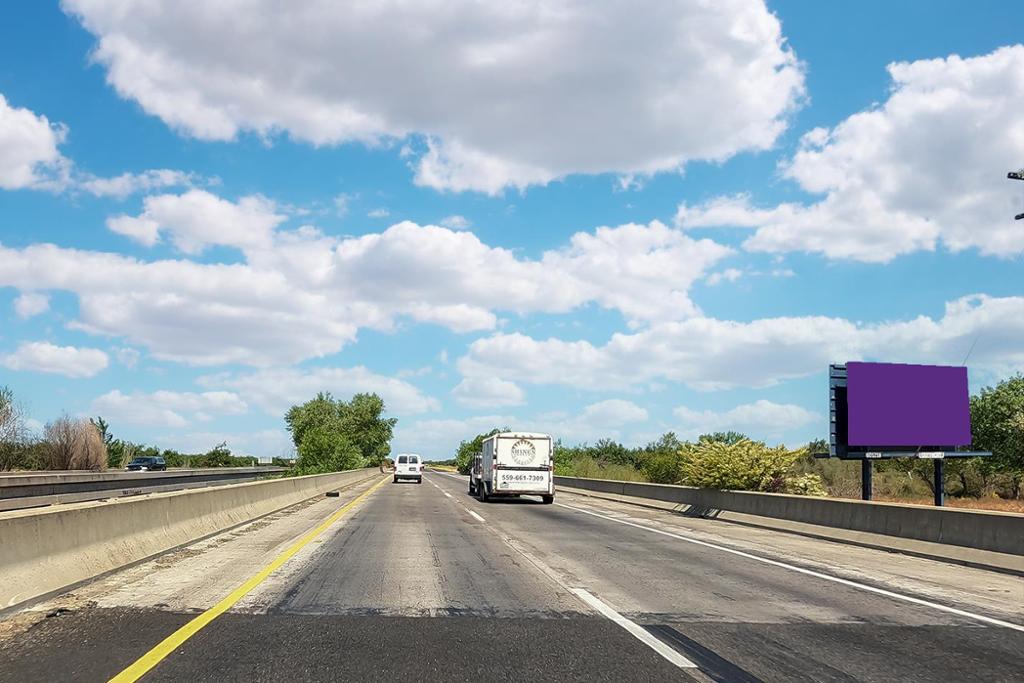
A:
0,386,269,471
284,392,395,475
454,375,1023,510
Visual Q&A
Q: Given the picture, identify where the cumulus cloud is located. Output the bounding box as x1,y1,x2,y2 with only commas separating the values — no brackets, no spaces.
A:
1,341,109,378
677,45,1024,261
107,189,285,253
201,366,440,417
452,375,525,408
64,0,805,193
0,93,69,190
13,292,49,318
91,389,248,427
1,92,200,197
0,211,728,366
457,294,1024,392
393,399,648,458
674,399,820,440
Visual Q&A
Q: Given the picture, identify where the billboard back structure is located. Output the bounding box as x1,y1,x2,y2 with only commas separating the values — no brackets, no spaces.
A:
846,362,971,447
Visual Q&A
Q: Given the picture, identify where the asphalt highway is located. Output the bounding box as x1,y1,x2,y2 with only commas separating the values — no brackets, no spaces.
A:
0,470,1021,682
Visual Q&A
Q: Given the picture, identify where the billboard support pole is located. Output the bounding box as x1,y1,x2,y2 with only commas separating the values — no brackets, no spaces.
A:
861,459,873,501
934,459,945,507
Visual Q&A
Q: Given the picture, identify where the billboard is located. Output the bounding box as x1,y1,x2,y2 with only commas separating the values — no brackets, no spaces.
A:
846,362,971,447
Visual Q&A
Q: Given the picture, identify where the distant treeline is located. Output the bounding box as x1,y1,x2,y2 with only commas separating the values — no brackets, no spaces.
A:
451,374,1024,500
0,387,273,471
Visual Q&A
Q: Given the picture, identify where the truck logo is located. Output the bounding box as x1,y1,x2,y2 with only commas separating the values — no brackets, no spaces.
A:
510,439,536,466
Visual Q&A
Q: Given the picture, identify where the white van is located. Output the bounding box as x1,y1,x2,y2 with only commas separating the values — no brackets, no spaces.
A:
393,453,422,484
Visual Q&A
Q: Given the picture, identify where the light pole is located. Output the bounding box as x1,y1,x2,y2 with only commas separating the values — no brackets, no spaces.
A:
1010,169,1024,220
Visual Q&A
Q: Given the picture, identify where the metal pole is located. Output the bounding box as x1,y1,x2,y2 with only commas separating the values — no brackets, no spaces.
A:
934,459,945,507
861,459,873,501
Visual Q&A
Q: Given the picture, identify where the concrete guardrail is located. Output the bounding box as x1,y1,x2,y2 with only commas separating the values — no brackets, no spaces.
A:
0,466,286,497
0,468,382,611
555,476,1024,559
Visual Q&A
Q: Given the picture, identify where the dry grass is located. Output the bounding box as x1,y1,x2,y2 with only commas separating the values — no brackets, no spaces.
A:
848,494,1024,514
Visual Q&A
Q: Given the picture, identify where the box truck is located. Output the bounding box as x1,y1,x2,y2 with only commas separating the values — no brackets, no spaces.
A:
469,432,554,504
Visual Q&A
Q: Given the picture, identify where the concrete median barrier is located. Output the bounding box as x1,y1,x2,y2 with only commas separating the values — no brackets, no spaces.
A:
555,476,1023,564
0,469,383,611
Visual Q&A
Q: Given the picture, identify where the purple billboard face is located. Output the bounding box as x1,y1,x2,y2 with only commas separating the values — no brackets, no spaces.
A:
846,362,971,447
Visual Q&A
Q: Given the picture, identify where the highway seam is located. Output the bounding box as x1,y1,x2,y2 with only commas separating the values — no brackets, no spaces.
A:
106,475,391,683
556,502,1024,633
570,588,697,669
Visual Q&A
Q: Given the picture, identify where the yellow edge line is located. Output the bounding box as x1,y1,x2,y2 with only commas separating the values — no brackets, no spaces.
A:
109,475,390,683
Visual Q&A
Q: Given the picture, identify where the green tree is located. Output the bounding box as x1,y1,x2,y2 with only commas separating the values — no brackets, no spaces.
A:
697,431,749,445
971,374,1024,498
455,428,504,474
285,392,397,474
342,393,397,466
295,425,362,474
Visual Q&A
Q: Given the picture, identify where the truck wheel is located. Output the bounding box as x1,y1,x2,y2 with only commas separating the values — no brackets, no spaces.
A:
541,495,554,505
393,476,398,483
469,480,476,495
480,482,489,502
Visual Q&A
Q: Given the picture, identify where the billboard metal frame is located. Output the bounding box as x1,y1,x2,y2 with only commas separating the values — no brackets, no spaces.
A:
824,363,990,506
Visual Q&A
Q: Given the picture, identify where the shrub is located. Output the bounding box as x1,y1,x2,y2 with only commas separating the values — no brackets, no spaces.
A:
642,451,683,484
679,438,805,493
42,416,107,471
784,473,828,497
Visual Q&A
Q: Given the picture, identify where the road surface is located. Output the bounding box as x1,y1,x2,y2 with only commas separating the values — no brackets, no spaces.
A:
0,470,1021,682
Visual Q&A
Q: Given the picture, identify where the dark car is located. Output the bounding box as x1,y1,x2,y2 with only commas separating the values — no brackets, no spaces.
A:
126,456,167,471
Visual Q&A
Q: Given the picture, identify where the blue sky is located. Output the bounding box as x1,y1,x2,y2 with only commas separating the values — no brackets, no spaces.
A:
1,1,1022,460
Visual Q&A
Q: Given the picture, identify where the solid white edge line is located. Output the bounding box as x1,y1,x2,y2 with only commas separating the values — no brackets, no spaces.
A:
570,588,697,669
556,502,1024,633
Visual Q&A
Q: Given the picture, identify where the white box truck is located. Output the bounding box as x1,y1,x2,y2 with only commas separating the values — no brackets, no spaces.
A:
469,432,554,504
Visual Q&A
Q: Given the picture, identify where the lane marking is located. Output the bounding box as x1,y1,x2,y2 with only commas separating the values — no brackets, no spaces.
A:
443,491,452,499
556,502,1024,633
468,510,485,523
108,475,391,683
570,588,697,669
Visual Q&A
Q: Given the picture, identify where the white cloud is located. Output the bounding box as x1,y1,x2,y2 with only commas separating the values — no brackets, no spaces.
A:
706,268,743,286
393,414,515,460
677,46,1024,261
0,93,68,190
674,399,820,440
155,428,293,457
0,216,727,366
91,389,248,427
13,292,49,318
458,294,1024,392
534,399,649,445
201,366,439,417
64,0,804,193
394,399,648,458
333,193,353,217
452,375,525,408
367,208,390,218
79,169,199,199
1,341,109,378
439,215,471,230
113,346,141,369
106,189,285,253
